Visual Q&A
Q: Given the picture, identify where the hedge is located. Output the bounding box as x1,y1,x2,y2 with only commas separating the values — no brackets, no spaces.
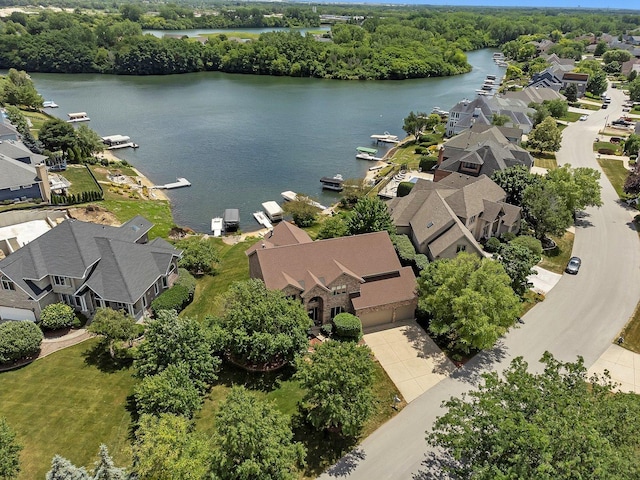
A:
397,181,415,198
419,155,438,172
0,321,43,364
484,237,501,253
393,234,417,263
40,303,77,330
151,284,191,314
333,313,362,341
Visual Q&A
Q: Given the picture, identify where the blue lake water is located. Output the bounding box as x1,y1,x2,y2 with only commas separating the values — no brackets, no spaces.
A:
31,48,504,232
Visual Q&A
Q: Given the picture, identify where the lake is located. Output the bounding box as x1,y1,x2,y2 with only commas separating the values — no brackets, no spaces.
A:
30,48,504,232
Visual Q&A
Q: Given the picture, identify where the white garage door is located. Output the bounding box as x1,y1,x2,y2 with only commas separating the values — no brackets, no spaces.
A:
359,309,392,329
0,306,36,322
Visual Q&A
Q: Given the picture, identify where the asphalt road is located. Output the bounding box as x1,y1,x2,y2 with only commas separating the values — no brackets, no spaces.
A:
319,88,640,479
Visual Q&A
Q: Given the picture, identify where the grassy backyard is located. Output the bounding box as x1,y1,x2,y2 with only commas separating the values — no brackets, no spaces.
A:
0,339,136,480
59,165,102,196
101,199,174,239
533,157,558,170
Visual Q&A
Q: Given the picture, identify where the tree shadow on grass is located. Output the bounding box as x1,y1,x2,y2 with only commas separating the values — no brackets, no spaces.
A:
215,360,297,393
292,418,362,478
82,339,133,373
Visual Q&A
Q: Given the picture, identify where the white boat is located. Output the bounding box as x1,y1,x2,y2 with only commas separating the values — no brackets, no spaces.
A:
368,165,384,171
356,152,383,161
43,101,58,108
102,135,139,150
370,132,399,143
253,211,273,229
320,174,344,191
67,112,90,123
281,191,327,210
431,107,449,116
211,217,223,237
261,201,283,222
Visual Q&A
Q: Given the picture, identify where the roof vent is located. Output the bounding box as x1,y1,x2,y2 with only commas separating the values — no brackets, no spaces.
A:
261,243,266,249
427,221,434,228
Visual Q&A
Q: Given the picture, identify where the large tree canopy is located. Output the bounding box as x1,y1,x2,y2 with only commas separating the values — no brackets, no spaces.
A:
211,387,305,480
527,116,562,153
346,196,395,236
295,341,376,437
428,352,640,479
418,252,520,354
211,279,311,366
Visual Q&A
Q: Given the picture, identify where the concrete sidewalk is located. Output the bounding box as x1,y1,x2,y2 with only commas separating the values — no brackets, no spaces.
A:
529,266,562,295
588,344,640,394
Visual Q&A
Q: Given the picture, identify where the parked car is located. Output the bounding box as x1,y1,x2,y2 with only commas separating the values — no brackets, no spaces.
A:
579,114,588,121
565,257,582,275
602,103,608,109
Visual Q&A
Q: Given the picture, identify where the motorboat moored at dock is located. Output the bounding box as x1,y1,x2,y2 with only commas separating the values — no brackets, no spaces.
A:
320,174,344,191
67,112,90,123
211,217,223,237
281,191,327,210
356,146,382,161
253,211,273,229
261,201,283,222
43,101,58,108
370,132,399,144
102,135,139,150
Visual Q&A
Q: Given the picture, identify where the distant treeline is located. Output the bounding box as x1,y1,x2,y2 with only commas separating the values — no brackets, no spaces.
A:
0,7,638,79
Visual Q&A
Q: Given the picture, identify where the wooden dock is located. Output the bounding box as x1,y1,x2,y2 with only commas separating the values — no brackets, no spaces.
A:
154,178,191,190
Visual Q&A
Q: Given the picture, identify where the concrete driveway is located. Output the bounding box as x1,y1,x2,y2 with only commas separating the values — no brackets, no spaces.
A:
589,344,640,394
364,321,456,402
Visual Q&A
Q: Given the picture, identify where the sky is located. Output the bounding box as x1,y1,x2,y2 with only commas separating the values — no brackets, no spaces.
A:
321,0,639,9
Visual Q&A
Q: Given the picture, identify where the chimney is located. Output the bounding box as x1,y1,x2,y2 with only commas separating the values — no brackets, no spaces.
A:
36,163,51,203
437,146,445,165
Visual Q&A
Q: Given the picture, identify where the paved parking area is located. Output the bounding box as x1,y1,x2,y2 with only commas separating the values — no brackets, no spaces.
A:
364,321,455,402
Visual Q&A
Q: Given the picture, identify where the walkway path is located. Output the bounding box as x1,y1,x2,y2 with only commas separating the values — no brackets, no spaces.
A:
39,328,93,359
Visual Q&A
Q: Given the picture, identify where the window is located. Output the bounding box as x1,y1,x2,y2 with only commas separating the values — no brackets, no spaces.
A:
1,277,15,291
331,285,347,296
162,276,168,289
468,215,476,224
53,275,68,286
142,295,148,308
330,306,343,319
154,283,160,295
456,244,467,253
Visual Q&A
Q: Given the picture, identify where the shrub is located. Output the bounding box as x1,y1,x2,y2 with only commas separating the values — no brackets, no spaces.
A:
419,134,439,144
0,321,43,364
397,181,415,198
511,235,543,257
500,231,516,243
419,155,438,172
484,237,501,253
393,234,417,263
598,148,616,155
414,146,427,155
40,303,76,330
333,313,362,341
415,254,429,271
151,284,191,314
174,268,196,297
320,323,333,337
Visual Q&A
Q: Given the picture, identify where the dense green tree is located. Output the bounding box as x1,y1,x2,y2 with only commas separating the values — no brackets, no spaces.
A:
120,4,144,22
563,83,578,103
418,252,520,354
594,40,608,56
603,48,632,65
510,235,543,257
527,116,562,153
624,134,640,157
46,445,126,480
282,196,319,227
339,177,368,208
545,164,603,214
46,455,90,480
496,242,540,297
133,414,211,480
346,196,395,236
1,68,42,109
92,445,127,480
522,181,573,240
402,111,430,139
176,237,219,275
211,387,305,480
629,77,640,102
88,308,137,358
211,279,311,366
75,124,104,158
428,352,640,479
134,364,202,418
38,119,78,154
0,417,21,480
586,69,608,96
543,99,568,118
135,310,219,393
40,303,76,330
295,341,375,436
529,102,550,126
316,215,348,239
491,165,542,207
0,321,42,364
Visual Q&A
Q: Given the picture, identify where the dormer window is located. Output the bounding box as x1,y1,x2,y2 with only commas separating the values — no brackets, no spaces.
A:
1,276,15,291
331,285,347,296
53,275,69,286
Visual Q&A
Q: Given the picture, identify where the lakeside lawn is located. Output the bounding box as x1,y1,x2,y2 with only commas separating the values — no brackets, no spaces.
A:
101,199,174,240
59,165,102,196
0,339,136,480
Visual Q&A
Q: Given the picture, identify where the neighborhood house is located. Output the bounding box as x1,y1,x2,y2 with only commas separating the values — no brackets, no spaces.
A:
0,215,181,322
246,221,417,329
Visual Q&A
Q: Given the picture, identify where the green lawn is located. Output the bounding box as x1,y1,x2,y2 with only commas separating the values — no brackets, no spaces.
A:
576,102,602,111
180,238,256,320
597,158,628,198
619,301,640,354
0,339,136,480
533,157,558,169
101,199,174,239
388,143,421,169
560,112,581,123
594,141,624,156
59,165,102,195
538,231,574,274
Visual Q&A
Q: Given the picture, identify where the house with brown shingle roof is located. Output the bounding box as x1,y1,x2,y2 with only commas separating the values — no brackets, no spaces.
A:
246,222,417,329
388,174,521,261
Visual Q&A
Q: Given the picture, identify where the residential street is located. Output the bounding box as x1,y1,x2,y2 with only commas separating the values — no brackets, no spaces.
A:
319,87,640,479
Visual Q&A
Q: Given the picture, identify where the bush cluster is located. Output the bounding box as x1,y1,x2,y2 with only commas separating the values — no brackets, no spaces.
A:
484,237,502,253
333,313,363,341
397,182,415,198
0,321,43,364
419,155,438,172
51,190,103,205
151,284,190,314
392,234,430,272
174,268,196,296
40,303,77,330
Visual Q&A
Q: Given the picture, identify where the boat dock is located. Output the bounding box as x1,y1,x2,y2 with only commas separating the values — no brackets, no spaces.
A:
154,178,191,190
43,101,58,108
356,146,382,161
253,211,273,229
67,112,90,123
320,174,344,191
281,191,327,210
102,135,139,150
211,217,223,237
370,132,399,144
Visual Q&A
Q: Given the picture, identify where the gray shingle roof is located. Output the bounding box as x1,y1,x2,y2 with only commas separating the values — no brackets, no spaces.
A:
0,140,47,165
0,155,40,190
